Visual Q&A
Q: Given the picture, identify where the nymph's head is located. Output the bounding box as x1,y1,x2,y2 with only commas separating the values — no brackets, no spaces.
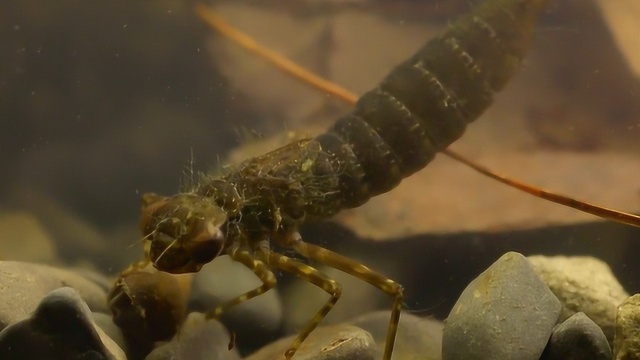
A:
140,193,227,273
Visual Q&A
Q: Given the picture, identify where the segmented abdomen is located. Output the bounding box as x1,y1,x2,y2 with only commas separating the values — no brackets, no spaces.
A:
310,0,548,215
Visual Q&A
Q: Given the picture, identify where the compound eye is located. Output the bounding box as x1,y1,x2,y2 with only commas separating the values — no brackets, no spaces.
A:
184,218,225,265
149,232,191,272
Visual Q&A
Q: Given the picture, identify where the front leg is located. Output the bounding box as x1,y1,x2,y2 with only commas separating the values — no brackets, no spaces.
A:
283,231,404,360
258,248,342,359
205,246,277,320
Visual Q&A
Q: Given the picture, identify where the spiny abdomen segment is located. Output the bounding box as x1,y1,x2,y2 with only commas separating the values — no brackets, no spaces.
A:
314,0,549,211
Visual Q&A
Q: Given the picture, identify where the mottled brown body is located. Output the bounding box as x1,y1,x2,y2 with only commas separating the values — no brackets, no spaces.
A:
193,0,549,231
137,1,550,359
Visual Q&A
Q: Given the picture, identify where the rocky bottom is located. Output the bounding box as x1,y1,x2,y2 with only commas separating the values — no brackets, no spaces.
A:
0,252,637,360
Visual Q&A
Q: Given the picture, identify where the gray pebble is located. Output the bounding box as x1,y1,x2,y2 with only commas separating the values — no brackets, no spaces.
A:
614,294,640,360
0,212,58,263
0,261,108,329
146,312,241,360
5,190,116,268
246,324,377,360
190,255,283,333
74,267,117,294
442,252,561,360
0,287,125,360
528,255,628,342
542,312,612,360
348,310,442,360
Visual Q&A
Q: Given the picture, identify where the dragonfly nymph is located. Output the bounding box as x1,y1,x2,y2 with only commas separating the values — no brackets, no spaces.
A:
139,0,549,358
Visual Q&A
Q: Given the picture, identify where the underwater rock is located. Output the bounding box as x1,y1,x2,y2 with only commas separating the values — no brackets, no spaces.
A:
0,287,125,360
76,266,118,294
348,310,443,360
190,255,283,337
614,294,640,360
0,212,58,263
594,0,640,78
442,252,561,360
3,190,118,269
146,312,241,360
0,261,107,329
542,311,612,360
528,255,628,342
246,324,377,360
